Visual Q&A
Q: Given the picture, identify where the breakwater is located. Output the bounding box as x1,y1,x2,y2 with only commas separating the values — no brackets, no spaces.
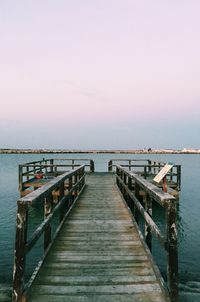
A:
1,148,200,154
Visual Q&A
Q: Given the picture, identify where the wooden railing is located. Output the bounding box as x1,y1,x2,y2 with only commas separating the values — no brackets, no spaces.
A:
13,165,85,302
116,165,178,302
109,159,181,191
19,158,94,196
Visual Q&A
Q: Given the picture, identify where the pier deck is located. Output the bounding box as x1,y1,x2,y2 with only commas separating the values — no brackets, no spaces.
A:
27,173,169,302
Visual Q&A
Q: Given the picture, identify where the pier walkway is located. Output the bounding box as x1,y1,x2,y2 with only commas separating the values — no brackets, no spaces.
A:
13,161,179,302
26,173,169,302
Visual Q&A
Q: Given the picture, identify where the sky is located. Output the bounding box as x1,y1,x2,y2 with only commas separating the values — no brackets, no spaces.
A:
0,0,200,149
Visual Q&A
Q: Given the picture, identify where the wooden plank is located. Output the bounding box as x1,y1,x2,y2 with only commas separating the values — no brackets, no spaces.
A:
29,283,163,295
27,293,168,302
27,173,170,302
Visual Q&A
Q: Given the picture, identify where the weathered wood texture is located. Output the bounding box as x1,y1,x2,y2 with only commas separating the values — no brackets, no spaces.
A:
13,166,85,302
116,166,178,302
108,159,181,192
19,159,94,197
27,173,170,302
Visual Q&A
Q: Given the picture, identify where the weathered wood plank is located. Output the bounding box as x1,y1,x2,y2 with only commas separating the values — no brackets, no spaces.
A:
38,266,154,276
29,283,163,294
27,293,168,302
35,275,158,285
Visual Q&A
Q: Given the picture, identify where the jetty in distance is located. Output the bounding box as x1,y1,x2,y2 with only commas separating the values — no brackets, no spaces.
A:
12,158,180,302
1,148,200,154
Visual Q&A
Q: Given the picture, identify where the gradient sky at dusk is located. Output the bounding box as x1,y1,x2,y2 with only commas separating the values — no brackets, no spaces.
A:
1,1,200,149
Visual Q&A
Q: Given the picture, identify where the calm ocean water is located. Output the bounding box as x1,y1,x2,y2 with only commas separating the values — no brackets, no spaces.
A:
0,153,200,301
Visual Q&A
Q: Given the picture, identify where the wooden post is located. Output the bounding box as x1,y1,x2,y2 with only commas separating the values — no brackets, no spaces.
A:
74,173,78,197
44,160,47,176
90,160,95,172
33,163,36,177
123,173,127,201
78,169,82,191
13,203,28,302
163,176,167,192
166,200,179,302
144,193,152,251
144,166,147,179
129,160,131,171
82,166,85,187
170,167,173,183
68,176,73,206
127,176,133,210
26,166,29,181
59,182,65,222
116,167,119,186
177,166,181,191
108,160,112,172
128,176,132,192
44,194,53,251
148,160,152,174
50,159,53,174
134,182,140,224
19,165,23,197
55,165,57,176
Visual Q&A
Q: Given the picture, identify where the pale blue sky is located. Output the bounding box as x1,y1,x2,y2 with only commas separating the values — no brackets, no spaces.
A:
1,1,200,149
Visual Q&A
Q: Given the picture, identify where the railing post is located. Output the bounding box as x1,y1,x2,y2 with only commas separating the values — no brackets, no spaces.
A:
108,160,112,172
44,194,53,251
144,166,147,179
82,166,85,187
55,165,58,176
116,167,119,186
154,162,156,174
33,163,36,177
134,182,140,224
128,176,132,191
59,182,65,222
26,166,29,181
123,173,127,200
127,176,133,209
148,160,152,174
170,167,173,183
177,166,181,191
50,159,54,174
166,199,179,302
19,165,23,197
44,160,47,175
68,175,73,206
90,160,95,172
74,173,78,197
144,193,152,251
13,203,28,302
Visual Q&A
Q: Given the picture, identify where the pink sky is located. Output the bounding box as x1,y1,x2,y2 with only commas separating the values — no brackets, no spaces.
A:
0,1,200,148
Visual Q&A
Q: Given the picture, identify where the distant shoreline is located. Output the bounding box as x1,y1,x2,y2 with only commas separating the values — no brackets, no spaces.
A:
1,149,200,154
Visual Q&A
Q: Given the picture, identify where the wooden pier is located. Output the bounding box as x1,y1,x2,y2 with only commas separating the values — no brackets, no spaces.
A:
13,160,179,302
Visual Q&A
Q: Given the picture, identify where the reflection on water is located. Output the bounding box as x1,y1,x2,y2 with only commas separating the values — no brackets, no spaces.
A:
0,153,200,301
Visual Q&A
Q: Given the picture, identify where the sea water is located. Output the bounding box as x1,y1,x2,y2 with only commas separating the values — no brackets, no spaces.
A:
0,153,200,301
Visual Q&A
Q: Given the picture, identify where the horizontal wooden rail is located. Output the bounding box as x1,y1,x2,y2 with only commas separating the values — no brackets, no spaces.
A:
19,158,94,196
116,175,166,247
109,159,181,191
116,165,178,302
13,165,85,302
21,164,91,176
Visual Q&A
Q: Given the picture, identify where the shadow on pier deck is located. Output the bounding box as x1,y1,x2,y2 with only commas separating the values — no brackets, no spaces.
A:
13,163,179,302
